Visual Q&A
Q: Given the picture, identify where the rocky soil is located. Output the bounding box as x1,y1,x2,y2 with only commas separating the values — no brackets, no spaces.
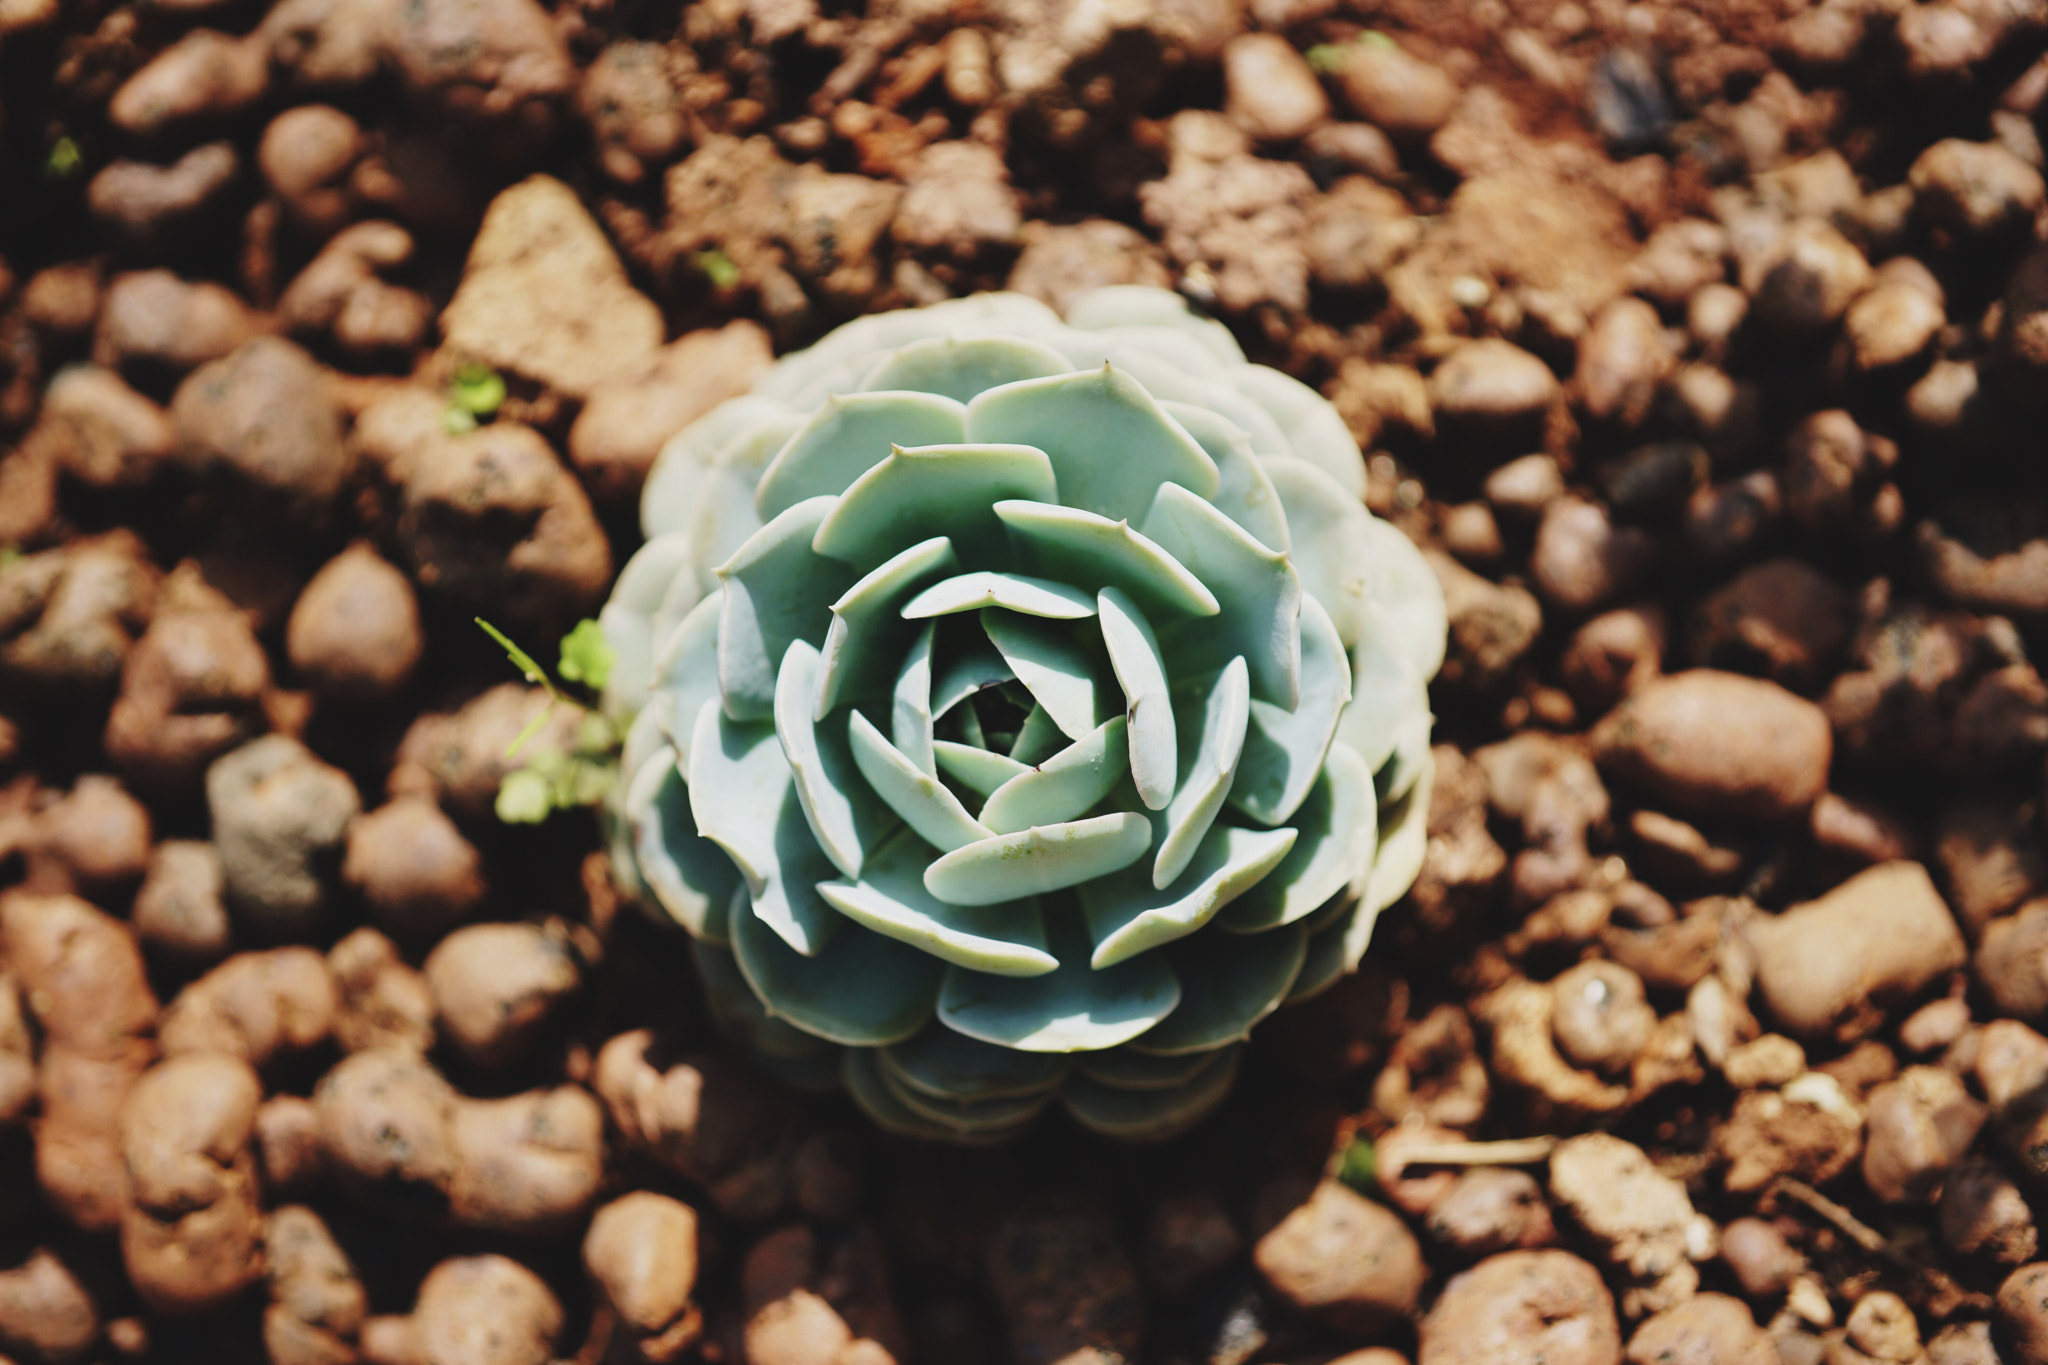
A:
4,0,2048,1362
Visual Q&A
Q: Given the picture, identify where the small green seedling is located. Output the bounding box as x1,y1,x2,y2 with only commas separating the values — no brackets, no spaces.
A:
694,248,741,289
43,137,83,180
444,363,508,433
1305,30,1395,73
476,617,621,823
1334,1135,1377,1193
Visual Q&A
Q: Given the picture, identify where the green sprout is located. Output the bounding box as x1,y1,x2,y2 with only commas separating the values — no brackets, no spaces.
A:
558,618,615,690
1335,1135,1377,1193
1305,30,1395,73
43,136,83,180
444,363,507,433
694,248,741,289
475,617,623,823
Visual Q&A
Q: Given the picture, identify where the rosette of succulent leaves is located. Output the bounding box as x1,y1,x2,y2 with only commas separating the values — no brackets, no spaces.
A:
599,287,1446,1144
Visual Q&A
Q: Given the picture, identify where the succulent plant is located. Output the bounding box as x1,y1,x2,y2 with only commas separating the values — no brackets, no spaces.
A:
600,288,1445,1143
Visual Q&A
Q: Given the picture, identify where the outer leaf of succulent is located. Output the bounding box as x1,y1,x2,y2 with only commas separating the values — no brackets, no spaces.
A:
601,288,1446,1144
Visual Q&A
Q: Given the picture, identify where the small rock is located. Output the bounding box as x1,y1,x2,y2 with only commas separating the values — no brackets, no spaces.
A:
107,29,268,136
1931,1321,2000,1365
1418,1250,1621,1365
95,270,257,379
1336,41,1459,138
440,175,664,399
0,1249,100,1365
1681,471,1781,562
567,321,774,503
1429,551,1542,691
1940,1158,2038,1264
1474,732,1611,908
343,797,488,939
1484,454,1566,521
1845,1291,1923,1365
328,928,435,1055
1810,792,1917,872
1718,1218,1804,1299
1687,560,1850,693
1862,1066,1987,1204
584,1192,703,1358
1844,264,1946,372
1531,497,1654,614
88,143,240,248
1306,178,1421,291
893,141,1023,257
1252,1180,1426,1334
1224,34,1328,142
133,840,233,966
355,391,612,622
1559,605,1667,716
35,365,178,489
1592,669,1830,821
1597,441,1707,524
1576,298,1675,428
1911,138,2047,237
1938,801,2048,934
255,1095,326,1193
1550,1133,1710,1318
576,42,686,185
425,921,581,1068
392,683,581,818
986,1199,1143,1365
1624,1293,1774,1365
1301,122,1402,182
1717,1085,1862,1193
1587,48,1672,154
1976,899,2048,1024
1431,339,1560,427
1425,1168,1556,1259
1441,502,1506,567
1005,220,1173,315
172,337,352,502
1782,409,1898,532
1628,219,1731,309
207,736,362,941
259,104,364,236
159,947,337,1068
1723,1035,1807,1089
1900,997,1972,1055
1550,961,1656,1074
1629,809,1745,889
1745,217,1872,336
1687,284,1748,356
2000,1263,2048,1364
286,544,423,702
1750,861,1965,1042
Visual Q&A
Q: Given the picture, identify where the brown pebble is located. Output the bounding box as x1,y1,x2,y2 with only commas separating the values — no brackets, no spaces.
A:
1531,497,1653,614
1224,34,1328,142
1624,1292,1773,1365
1335,41,1458,138
1750,862,1965,1042
1592,669,1831,822
1419,1250,1621,1365
1425,1168,1556,1259
1253,1179,1426,1334
286,545,423,702
1718,1217,1804,1299
1862,1065,1987,1204
343,796,488,938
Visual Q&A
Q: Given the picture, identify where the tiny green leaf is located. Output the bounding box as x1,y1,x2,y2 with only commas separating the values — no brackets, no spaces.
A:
496,768,555,823
559,619,616,690
442,405,479,434
1335,1135,1376,1193
43,136,82,180
450,362,507,417
695,248,742,289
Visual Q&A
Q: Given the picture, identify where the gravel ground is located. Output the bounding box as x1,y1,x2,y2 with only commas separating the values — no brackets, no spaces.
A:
4,0,2048,1362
